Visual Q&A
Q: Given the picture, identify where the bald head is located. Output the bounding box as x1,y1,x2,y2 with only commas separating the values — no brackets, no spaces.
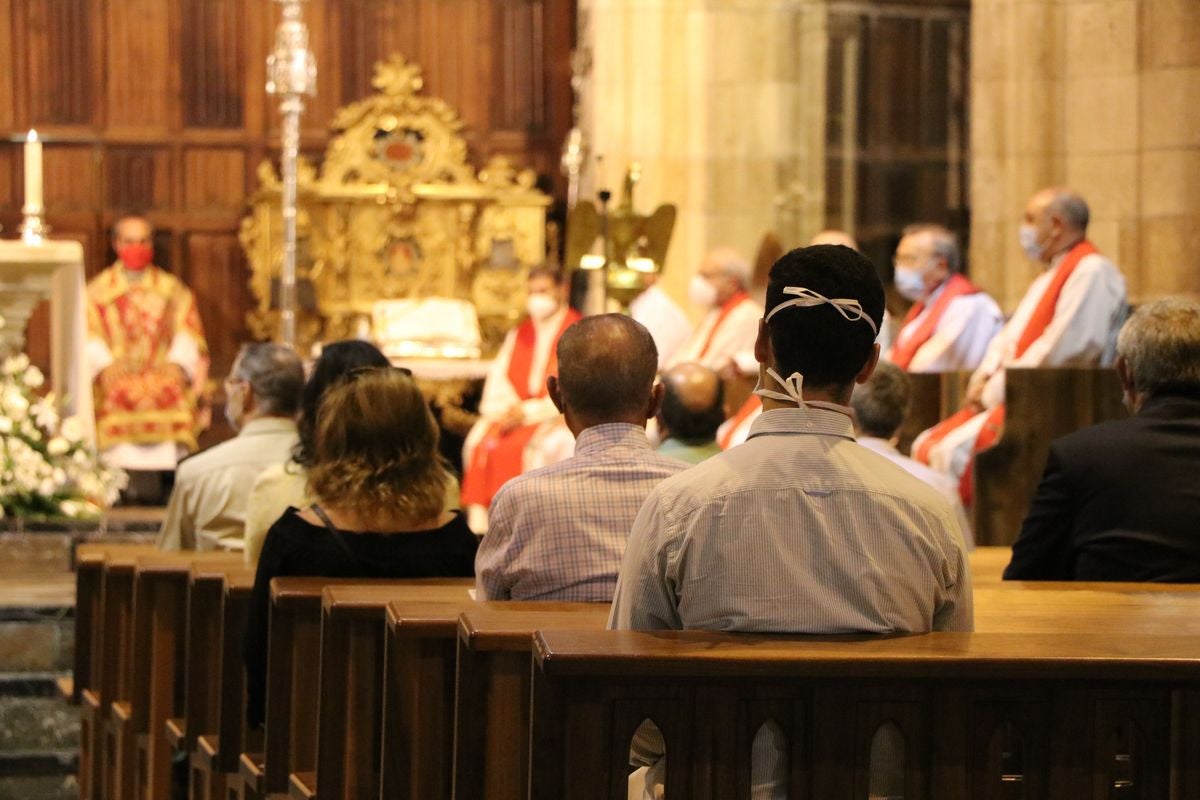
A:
1023,187,1090,263
552,314,660,427
659,363,724,441
809,230,860,251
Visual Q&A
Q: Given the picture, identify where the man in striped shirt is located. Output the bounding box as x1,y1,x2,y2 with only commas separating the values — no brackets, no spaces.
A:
612,244,973,798
475,314,689,602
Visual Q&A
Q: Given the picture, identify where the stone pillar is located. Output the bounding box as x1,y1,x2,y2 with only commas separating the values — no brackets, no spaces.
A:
971,0,1200,309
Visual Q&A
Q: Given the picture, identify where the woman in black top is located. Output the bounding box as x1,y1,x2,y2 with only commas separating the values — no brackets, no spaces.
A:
244,367,477,727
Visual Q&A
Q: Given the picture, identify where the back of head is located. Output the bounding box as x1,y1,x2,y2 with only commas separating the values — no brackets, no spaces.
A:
660,363,724,441
1117,298,1200,397
235,343,305,416
556,314,658,423
296,340,391,466
850,360,910,439
765,245,885,391
308,368,447,527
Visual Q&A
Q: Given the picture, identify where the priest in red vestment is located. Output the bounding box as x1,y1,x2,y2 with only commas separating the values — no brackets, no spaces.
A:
667,248,762,371
912,189,1127,505
885,223,1002,373
461,266,581,531
85,216,210,475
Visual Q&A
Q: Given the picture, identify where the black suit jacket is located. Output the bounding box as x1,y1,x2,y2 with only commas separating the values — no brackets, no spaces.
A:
1004,391,1200,582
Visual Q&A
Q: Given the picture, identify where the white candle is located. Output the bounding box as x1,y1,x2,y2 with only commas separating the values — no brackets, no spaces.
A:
24,129,42,211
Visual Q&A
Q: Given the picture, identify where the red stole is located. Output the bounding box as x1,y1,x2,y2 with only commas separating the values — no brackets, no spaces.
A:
719,395,761,450
699,292,750,360
890,274,982,370
461,308,581,507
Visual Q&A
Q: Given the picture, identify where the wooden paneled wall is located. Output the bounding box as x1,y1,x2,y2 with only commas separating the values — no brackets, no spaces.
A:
0,0,573,430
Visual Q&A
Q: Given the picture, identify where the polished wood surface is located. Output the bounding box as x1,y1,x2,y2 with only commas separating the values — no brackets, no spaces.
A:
1,0,573,441
974,367,1127,546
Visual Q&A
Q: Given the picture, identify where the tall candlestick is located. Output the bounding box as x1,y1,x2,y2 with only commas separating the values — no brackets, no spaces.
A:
24,129,43,212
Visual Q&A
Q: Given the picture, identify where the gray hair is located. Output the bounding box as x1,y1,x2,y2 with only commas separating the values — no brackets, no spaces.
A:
556,314,658,420
901,223,962,272
1116,298,1200,395
1046,190,1090,232
706,247,752,288
233,342,305,416
850,360,911,439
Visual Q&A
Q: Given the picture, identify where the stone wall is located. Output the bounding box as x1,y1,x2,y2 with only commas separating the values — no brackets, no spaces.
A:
971,0,1200,309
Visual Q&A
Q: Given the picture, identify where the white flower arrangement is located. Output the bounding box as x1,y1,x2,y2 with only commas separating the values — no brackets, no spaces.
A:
0,333,126,519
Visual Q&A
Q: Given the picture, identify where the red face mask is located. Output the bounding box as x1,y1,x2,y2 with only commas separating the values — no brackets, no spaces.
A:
117,242,153,271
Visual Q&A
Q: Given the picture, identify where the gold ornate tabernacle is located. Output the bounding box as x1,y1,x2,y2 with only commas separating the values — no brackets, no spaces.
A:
240,54,551,354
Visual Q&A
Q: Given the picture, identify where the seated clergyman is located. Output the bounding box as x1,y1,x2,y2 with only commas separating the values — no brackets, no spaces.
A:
611,244,972,799
1005,298,1200,582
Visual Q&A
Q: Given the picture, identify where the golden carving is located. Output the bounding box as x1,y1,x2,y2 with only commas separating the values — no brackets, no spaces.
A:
241,54,550,355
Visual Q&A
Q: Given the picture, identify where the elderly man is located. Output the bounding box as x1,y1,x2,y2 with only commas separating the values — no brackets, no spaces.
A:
668,247,762,371
474,315,688,602
461,266,581,530
851,361,972,546
613,244,972,799
656,363,723,464
913,189,1127,502
1005,299,1200,581
157,343,304,551
886,223,1002,372
86,215,210,498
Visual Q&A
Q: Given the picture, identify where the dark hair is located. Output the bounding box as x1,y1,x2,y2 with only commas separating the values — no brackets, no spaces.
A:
850,360,910,439
556,314,658,420
233,343,304,417
293,340,391,467
308,369,448,528
660,377,724,441
765,244,885,391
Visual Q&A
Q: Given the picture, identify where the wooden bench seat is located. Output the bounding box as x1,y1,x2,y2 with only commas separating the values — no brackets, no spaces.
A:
530,629,1200,799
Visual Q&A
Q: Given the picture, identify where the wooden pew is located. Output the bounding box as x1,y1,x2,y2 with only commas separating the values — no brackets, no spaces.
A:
185,567,257,800
967,546,1010,586
75,543,158,800
453,603,610,800
973,366,1125,546
110,552,242,800
896,370,971,456
529,628,1200,799
291,581,473,800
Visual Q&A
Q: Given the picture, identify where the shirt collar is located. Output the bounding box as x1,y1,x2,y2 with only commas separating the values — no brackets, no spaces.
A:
857,435,899,456
573,422,653,456
236,416,298,438
745,406,857,442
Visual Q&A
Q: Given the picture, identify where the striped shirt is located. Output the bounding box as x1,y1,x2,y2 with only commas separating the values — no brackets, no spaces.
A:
475,423,690,602
610,406,974,633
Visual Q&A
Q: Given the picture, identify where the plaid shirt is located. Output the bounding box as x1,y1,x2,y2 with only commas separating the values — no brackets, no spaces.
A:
475,423,690,602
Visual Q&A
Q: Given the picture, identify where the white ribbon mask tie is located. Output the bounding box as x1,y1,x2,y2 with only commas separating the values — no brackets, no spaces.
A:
754,286,879,409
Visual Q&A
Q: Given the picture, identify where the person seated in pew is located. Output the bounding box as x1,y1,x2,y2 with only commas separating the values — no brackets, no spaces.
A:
655,363,724,465
667,248,763,371
911,188,1127,506
1005,298,1200,582
242,340,460,565
850,360,973,547
474,314,689,602
885,223,1002,373
156,342,304,551
243,368,477,727
611,244,973,800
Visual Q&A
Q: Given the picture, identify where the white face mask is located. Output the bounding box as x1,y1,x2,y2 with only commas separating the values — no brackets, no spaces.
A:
893,266,928,302
754,286,878,410
526,293,559,321
687,274,719,309
1019,224,1043,261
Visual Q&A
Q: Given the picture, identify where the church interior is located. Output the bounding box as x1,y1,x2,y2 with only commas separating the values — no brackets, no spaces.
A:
2,0,1200,798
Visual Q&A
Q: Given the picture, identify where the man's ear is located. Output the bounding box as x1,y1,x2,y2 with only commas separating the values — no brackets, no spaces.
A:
753,318,770,366
1115,356,1135,397
854,343,881,385
647,382,665,421
547,375,565,414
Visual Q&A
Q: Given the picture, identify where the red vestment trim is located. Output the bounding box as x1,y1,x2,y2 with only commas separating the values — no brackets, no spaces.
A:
890,274,982,370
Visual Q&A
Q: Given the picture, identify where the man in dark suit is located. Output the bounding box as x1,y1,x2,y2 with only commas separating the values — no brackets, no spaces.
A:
1004,298,1200,581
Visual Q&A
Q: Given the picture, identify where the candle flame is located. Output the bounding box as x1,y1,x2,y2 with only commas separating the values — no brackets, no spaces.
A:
27,129,38,143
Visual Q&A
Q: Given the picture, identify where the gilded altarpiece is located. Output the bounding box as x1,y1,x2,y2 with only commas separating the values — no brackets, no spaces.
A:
241,55,550,355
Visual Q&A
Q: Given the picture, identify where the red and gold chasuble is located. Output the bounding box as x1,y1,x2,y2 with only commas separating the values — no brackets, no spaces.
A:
87,264,209,453
914,242,1098,505
890,274,983,371
460,308,581,507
